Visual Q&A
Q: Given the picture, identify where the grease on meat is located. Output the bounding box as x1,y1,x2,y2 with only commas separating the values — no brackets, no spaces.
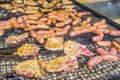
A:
45,55,78,72
45,37,64,50
13,44,40,57
6,32,29,44
64,40,94,57
14,59,45,77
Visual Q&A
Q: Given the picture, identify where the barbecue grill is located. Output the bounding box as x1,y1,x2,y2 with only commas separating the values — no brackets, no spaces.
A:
0,0,120,80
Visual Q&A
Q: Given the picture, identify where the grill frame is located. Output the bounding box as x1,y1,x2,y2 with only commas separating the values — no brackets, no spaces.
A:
0,0,120,80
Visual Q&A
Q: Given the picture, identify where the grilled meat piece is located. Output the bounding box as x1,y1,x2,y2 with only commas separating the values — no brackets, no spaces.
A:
45,55,78,72
6,32,29,44
14,59,45,77
13,44,40,57
44,37,64,50
64,40,94,57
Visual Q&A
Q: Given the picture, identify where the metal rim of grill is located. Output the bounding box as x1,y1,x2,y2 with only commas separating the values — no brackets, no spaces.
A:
0,0,120,80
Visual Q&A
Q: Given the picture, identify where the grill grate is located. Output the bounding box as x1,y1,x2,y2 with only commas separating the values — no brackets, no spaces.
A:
0,1,120,80
1,41,120,80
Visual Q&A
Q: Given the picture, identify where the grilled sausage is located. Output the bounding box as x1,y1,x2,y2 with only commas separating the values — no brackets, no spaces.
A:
97,24,108,29
82,11,91,15
55,25,70,36
64,25,70,31
93,19,106,27
81,20,88,27
77,12,83,17
55,22,65,27
110,30,120,36
9,17,20,28
112,41,120,53
89,27,97,31
35,35,44,44
86,23,91,27
0,29,4,36
46,19,52,25
110,47,117,56
36,24,50,29
101,54,118,61
37,30,50,35
86,17,91,23
97,29,110,34
87,56,102,67
22,16,28,20
69,31,81,37
103,29,110,34
54,28,63,32
92,36,103,42
55,30,67,36
26,20,44,25
72,17,81,26
17,16,24,23
39,17,48,22
0,21,7,27
80,29,92,34
65,18,72,25
50,18,56,24
97,41,111,47
72,26,83,31
4,24,11,30
93,22,101,27
19,22,26,28
96,48,109,55
95,31,104,37
24,25,36,31
56,17,66,21
29,30,37,38
27,15,39,20
101,19,106,24
70,28,91,37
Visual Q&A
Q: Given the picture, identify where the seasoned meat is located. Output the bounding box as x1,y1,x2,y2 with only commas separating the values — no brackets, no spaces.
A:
13,44,40,57
44,37,64,50
64,40,94,57
14,59,45,77
45,55,78,72
6,32,29,44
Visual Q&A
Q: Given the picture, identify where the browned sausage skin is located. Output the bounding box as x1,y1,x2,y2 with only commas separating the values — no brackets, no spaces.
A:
65,18,72,25
112,41,120,53
96,48,109,55
101,54,118,61
39,17,48,22
55,25,70,36
36,24,50,29
0,29,4,36
55,22,65,27
87,56,102,67
29,30,37,38
69,31,82,37
97,41,111,47
72,17,81,26
27,15,39,20
17,16,24,23
110,47,117,56
92,36,103,42
35,35,45,44
97,24,108,29
110,30,120,36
